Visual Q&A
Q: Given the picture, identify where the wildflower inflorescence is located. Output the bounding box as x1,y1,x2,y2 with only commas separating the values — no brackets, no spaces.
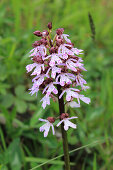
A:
26,22,90,137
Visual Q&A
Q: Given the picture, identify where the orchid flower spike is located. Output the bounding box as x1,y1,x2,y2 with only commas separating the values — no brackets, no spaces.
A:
39,117,55,137
26,22,90,109
56,113,78,131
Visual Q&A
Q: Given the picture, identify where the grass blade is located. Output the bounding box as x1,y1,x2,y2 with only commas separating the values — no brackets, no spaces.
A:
30,139,105,170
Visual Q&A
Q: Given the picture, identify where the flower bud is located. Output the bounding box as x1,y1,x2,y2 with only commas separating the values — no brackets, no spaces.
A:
47,22,52,29
32,56,43,64
44,78,53,84
56,28,64,35
56,35,64,46
41,67,50,75
49,47,56,54
33,30,42,37
47,117,55,123
60,113,69,120
39,83,45,89
32,41,40,47
40,38,48,45
42,30,49,37
64,84,70,88
61,67,67,73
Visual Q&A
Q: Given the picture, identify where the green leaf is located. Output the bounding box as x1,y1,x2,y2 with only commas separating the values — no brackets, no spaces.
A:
5,138,23,170
0,83,10,95
30,109,45,126
15,85,25,98
10,106,17,121
25,157,72,165
0,128,7,151
15,99,27,113
30,140,104,170
50,100,59,113
15,85,35,101
0,105,10,127
86,107,105,121
22,92,36,101
1,164,8,170
1,94,14,108
28,103,37,111
0,64,7,81
93,153,97,170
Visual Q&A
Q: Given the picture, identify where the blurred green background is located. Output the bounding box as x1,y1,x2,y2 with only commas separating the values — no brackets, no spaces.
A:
0,0,113,169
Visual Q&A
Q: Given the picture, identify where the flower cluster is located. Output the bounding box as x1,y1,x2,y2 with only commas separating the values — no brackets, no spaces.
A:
26,22,90,109
26,22,90,137
39,113,77,137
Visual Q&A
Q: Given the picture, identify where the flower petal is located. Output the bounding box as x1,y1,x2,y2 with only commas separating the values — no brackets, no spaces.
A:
69,101,80,108
51,124,55,135
56,120,64,127
65,119,77,129
67,117,78,120
39,118,48,122
80,95,91,104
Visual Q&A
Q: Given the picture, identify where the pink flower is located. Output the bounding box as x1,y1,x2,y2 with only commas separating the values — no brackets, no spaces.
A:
82,86,90,91
29,86,39,96
29,47,38,57
56,73,75,86
75,74,87,87
67,87,90,107
51,66,61,78
31,64,44,76
26,63,37,72
46,66,61,78
68,101,80,108
39,118,55,137
71,48,83,55
66,59,86,72
44,54,62,67
38,45,47,59
61,34,71,43
69,94,91,107
57,116,77,131
58,44,73,59
32,74,49,85
66,59,78,72
59,88,90,105
26,63,44,76
29,45,47,58
26,23,90,110
43,82,58,96
59,88,80,101
40,94,50,109
29,74,49,96
78,95,91,104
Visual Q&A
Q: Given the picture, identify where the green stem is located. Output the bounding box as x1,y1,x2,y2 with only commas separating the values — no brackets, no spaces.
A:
57,84,71,170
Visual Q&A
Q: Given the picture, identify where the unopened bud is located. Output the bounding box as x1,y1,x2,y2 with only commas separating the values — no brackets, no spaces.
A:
47,22,52,29
33,56,43,64
56,35,64,46
44,78,53,84
32,41,40,47
49,47,56,54
60,113,69,120
56,28,64,35
47,117,55,123
64,84,70,88
42,30,49,37
40,38,48,45
33,30,42,37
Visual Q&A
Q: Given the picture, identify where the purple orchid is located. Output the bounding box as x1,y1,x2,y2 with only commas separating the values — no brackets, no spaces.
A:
39,118,55,137
26,23,91,137
57,113,77,131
